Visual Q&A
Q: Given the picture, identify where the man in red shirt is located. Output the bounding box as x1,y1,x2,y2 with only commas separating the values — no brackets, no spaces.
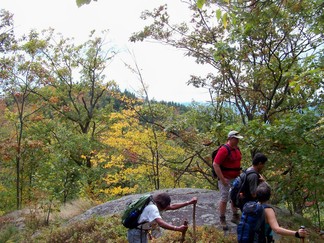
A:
213,130,243,227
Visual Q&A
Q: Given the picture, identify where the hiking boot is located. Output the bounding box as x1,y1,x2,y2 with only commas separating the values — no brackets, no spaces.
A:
219,216,227,228
231,213,240,225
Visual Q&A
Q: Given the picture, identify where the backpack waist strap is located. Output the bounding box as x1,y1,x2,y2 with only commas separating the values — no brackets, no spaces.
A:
220,165,242,171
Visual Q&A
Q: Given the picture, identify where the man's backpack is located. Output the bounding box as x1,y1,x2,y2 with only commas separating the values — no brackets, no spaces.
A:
230,170,258,209
121,194,153,229
237,201,270,243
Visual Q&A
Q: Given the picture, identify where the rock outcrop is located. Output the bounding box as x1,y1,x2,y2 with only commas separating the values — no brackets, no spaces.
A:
70,188,238,232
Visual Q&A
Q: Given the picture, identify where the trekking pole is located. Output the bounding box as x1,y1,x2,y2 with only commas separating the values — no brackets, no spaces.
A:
192,203,196,243
300,226,305,243
180,220,188,243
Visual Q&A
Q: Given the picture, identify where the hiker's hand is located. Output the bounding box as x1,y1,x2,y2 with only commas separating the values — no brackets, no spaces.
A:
176,224,188,232
259,175,265,182
189,197,198,205
297,228,308,238
222,178,229,186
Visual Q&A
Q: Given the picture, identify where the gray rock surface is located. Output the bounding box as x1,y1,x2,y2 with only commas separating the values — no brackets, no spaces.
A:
70,188,238,233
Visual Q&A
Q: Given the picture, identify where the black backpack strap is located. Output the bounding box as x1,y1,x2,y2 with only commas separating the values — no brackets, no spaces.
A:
244,169,260,183
262,204,274,242
240,169,259,182
135,195,153,229
262,203,271,209
241,170,260,196
223,144,231,156
212,144,230,161
254,205,265,231
235,171,250,200
245,169,259,176
219,144,242,171
220,166,242,171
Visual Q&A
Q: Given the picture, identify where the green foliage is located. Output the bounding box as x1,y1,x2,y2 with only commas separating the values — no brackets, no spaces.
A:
197,0,206,9
239,109,323,227
30,216,126,242
269,111,323,227
76,0,97,8
131,0,323,125
0,9,15,53
2,212,322,242
0,165,16,213
0,224,20,242
158,225,237,242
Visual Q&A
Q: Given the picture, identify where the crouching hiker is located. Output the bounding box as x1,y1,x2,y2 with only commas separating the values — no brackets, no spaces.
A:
237,182,308,243
126,192,197,243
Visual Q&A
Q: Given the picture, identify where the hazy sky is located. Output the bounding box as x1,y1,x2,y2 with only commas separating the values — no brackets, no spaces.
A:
2,0,212,103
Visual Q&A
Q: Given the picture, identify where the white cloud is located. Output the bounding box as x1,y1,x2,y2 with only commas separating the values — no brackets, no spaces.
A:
2,0,212,102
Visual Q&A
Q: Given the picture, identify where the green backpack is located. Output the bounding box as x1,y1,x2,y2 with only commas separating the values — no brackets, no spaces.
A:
121,194,153,229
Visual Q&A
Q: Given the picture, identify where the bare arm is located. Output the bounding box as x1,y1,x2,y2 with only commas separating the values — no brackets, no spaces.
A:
265,208,307,238
155,218,188,232
166,197,197,210
214,163,228,185
259,174,265,182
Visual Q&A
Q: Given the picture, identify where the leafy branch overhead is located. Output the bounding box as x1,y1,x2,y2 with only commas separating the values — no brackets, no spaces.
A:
76,0,98,7
130,1,323,125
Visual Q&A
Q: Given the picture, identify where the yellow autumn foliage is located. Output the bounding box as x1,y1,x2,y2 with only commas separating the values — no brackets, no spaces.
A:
93,109,186,196
101,185,138,196
0,183,6,193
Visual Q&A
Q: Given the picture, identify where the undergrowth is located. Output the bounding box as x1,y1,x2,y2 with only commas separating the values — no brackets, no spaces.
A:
1,214,322,243
0,197,322,243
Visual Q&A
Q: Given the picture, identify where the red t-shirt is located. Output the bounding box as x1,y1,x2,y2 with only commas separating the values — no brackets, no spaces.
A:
213,144,241,179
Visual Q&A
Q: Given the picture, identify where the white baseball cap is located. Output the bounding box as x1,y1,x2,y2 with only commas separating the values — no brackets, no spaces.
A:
228,130,243,139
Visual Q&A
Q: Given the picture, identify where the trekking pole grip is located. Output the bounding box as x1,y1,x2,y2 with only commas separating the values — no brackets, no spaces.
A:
180,220,188,243
300,226,305,243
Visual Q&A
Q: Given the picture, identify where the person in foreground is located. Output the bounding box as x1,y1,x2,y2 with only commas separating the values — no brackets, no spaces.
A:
127,192,197,243
213,130,243,226
256,182,308,242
